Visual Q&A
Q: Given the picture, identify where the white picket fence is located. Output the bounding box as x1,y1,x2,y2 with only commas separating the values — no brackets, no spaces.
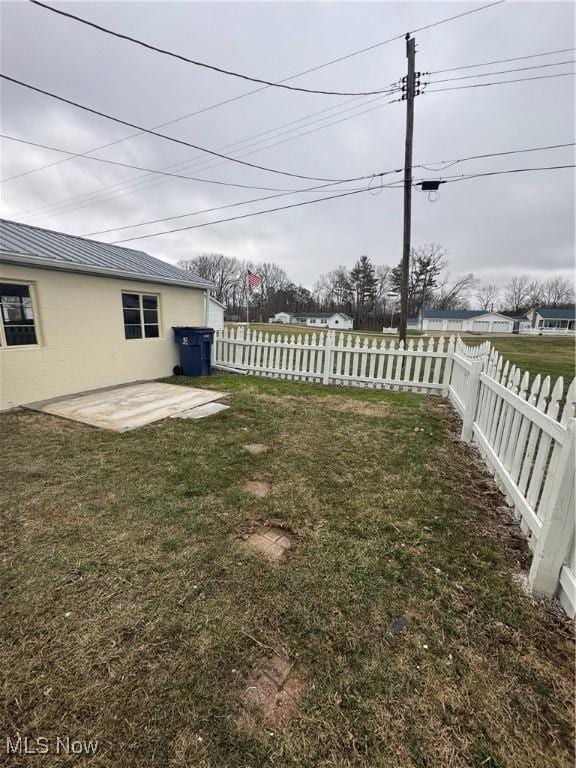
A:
213,327,576,616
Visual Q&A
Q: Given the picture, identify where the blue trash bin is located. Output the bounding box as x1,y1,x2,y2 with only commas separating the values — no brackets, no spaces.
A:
172,327,215,377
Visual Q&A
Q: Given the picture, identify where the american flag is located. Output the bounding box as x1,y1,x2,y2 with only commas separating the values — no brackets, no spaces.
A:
247,270,262,291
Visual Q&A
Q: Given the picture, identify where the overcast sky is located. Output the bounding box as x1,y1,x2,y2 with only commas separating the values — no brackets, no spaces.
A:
1,0,574,292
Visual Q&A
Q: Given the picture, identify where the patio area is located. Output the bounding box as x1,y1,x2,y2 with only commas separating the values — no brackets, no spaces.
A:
1,373,573,767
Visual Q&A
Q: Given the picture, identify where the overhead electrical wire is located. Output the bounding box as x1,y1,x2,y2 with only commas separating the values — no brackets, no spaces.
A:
0,73,380,183
439,163,576,183
82,182,383,237
8,95,402,225
425,70,575,93
30,0,505,96
107,185,397,244
1,85,399,186
106,162,574,246
82,141,575,237
0,134,306,192
15,0,505,183
428,58,575,85
429,46,575,75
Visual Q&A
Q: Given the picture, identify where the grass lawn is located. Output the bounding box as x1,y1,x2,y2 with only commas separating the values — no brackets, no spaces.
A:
469,336,575,385
1,374,574,767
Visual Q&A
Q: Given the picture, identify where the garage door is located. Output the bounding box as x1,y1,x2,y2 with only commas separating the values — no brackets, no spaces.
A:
446,320,462,331
472,320,490,332
427,320,443,328
491,321,510,332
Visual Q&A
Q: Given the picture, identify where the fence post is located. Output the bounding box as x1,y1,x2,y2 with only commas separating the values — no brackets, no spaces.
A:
442,336,455,397
211,329,218,366
323,330,334,385
460,360,482,442
528,419,576,598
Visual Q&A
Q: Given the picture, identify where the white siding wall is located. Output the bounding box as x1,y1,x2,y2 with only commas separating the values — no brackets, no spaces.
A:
0,264,205,410
207,298,224,331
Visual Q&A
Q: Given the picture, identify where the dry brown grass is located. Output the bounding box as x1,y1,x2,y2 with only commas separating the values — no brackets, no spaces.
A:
1,374,573,767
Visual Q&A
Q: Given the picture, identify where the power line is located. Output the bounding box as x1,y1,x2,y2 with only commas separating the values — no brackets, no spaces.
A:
107,185,399,244
10,95,401,224
429,46,576,75
0,134,303,192
440,163,576,183
425,70,575,94
428,58,575,85
0,73,374,183
82,183,376,237
83,141,575,236
107,162,574,246
30,0,506,96
29,0,397,97
13,0,505,184
418,141,576,171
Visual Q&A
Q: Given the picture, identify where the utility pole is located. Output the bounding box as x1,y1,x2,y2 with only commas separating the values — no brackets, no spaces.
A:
399,33,416,345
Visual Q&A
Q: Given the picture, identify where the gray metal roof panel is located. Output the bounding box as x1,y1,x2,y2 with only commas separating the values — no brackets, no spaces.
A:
0,219,214,289
535,306,575,319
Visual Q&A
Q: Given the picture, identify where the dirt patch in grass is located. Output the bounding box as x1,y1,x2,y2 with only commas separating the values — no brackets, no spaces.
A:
1,375,573,767
242,526,295,562
242,477,272,497
243,443,270,455
237,655,305,731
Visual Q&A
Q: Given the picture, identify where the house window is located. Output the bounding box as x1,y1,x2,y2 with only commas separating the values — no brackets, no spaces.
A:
0,282,38,346
122,293,159,339
310,318,316,324
320,318,327,324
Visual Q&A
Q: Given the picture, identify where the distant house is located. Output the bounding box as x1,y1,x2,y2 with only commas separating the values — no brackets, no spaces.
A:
269,311,354,330
416,309,516,334
0,218,215,411
523,306,575,334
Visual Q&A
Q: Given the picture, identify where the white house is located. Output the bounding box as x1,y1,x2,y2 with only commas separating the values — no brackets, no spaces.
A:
523,306,575,335
207,296,225,332
0,219,215,411
269,312,354,330
417,309,516,334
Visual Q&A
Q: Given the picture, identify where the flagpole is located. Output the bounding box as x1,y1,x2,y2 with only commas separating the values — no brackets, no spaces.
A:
246,270,249,328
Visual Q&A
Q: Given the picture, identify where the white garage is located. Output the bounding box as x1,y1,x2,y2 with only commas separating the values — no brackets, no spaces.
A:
419,310,515,334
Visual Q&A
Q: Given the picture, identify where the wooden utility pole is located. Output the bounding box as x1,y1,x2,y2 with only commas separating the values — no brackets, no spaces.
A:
399,34,416,345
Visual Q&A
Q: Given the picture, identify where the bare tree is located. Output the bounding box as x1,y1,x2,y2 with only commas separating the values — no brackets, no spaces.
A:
475,284,500,311
541,276,575,306
178,253,240,305
504,275,533,314
433,273,478,310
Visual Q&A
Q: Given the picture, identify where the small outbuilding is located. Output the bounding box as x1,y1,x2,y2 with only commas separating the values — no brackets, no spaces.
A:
0,219,214,410
269,311,354,330
207,296,226,332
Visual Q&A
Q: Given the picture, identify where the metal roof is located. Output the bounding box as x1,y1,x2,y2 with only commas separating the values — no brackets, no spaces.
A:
291,312,353,320
534,306,576,319
0,219,214,290
422,309,487,319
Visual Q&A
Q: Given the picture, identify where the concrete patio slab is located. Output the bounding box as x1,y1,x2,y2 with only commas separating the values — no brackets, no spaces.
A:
172,402,230,419
26,383,227,432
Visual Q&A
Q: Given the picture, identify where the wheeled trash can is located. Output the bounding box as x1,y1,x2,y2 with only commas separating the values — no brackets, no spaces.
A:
172,327,215,377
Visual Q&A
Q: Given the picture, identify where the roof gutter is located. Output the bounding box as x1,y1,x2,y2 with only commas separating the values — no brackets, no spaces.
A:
0,251,215,290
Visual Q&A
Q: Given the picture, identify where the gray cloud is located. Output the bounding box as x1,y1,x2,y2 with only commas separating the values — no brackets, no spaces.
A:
1,0,574,291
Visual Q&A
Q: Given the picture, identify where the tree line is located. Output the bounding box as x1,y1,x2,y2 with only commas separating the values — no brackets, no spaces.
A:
178,246,574,330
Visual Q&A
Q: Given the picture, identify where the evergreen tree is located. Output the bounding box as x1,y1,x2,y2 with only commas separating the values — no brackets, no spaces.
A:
350,255,377,323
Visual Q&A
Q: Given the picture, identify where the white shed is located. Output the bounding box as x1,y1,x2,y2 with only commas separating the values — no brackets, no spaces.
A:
207,296,225,331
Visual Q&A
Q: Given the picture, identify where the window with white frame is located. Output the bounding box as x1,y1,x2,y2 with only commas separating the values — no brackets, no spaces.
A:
0,282,38,346
122,293,160,339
